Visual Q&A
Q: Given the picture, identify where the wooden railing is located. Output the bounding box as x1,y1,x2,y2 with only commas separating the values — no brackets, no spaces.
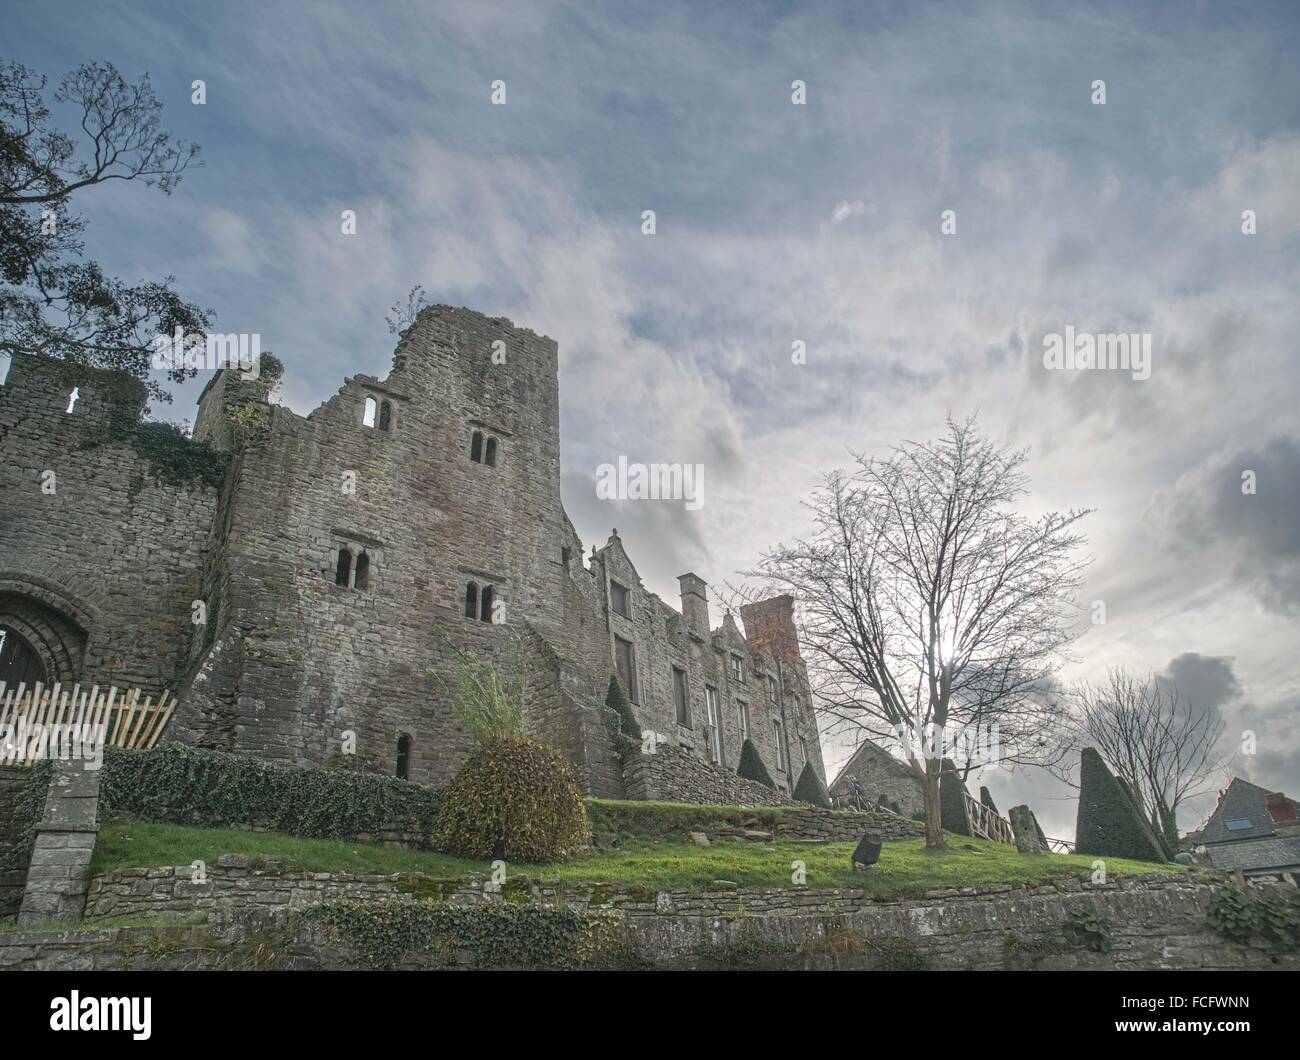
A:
964,790,1015,844
0,681,174,764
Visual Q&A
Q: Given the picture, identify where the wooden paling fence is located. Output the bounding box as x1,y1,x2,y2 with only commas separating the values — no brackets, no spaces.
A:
0,680,175,764
963,790,1015,845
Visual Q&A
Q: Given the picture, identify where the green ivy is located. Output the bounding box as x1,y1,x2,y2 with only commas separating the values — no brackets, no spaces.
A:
1208,885,1300,951
0,759,52,883
303,897,634,970
100,744,443,844
1064,907,1113,953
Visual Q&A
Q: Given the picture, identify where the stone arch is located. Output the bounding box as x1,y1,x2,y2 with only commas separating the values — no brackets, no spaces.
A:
0,583,90,686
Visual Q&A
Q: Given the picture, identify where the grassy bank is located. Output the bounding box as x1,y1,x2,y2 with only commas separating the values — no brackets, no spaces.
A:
92,819,1181,899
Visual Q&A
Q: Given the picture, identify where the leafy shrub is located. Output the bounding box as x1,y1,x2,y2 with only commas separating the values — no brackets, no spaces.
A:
792,762,831,808
431,736,590,862
1074,747,1168,862
1064,908,1113,953
735,739,775,789
100,744,442,844
1208,886,1300,950
430,633,525,745
602,675,641,757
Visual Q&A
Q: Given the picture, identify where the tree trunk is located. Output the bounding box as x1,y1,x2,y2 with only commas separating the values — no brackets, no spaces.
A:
921,765,945,849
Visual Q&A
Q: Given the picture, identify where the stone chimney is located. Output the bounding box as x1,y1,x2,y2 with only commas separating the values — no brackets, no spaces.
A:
739,595,801,661
677,573,710,634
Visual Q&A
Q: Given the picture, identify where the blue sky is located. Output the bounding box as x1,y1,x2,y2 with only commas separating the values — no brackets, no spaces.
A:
6,0,1300,837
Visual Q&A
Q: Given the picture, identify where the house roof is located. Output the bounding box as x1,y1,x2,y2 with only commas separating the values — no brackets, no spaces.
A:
1203,834,1300,874
1198,777,1300,845
829,737,919,793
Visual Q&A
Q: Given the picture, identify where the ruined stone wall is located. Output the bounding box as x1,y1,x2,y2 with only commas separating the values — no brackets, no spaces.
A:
0,355,220,692
579,536,822,796
171,307,572,785
2,307,829,803
623,744,794,807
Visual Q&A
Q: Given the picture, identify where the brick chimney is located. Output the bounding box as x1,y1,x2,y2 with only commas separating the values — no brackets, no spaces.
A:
739,595,801,661
677,573,710,634
1267,791,1298,828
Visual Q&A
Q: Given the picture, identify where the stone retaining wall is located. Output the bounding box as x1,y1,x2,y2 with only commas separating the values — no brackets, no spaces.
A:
17,871,1298,970
624,745,794,807
0,765,48,916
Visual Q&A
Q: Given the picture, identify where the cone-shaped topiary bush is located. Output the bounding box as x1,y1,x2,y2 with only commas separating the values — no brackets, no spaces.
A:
1074,747,1168,862
432,736,591,862
939,759,971,836
735,738,776,789
603,674,641,756
793,761,832,808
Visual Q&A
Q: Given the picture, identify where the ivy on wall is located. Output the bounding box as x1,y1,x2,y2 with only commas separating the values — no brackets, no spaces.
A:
100,744,442,844
303,897,635,970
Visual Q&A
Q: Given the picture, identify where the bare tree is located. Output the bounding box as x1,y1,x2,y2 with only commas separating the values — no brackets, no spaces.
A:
1,61,208,400
1055,669,1225,845
750,417,1090,848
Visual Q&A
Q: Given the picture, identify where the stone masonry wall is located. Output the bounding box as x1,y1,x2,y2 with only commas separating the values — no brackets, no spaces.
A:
0,354,220,692
0,764,47,916
50,869,1299,971
18,759,101,925
624,744,794,807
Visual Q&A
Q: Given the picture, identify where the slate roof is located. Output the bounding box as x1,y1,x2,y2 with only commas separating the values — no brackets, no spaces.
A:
829,737,919,793
1203,834,1300,874
1198,778,1284,844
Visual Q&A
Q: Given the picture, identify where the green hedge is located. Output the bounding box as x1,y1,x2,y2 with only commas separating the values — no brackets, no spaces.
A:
939,760,970,836
792,762,832,808
101,744,442,846
736,739,776,789
1074,747,1168,862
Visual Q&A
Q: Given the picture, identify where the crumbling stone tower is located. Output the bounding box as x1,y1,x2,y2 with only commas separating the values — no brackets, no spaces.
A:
173,306,574,783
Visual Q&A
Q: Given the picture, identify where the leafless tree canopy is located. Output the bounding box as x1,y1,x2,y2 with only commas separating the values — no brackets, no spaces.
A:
750,417,1090,846
1052,668,1225,842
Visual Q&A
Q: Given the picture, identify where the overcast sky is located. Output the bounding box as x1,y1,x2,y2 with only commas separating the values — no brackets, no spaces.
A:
8,0,1299,839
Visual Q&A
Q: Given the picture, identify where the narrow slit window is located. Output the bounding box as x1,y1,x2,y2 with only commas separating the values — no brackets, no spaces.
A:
335,547,353,587
480,584,494,623
470,431,483,462
363,397,378,428
485,437,497,466
465,582,478,618
396,734,411,780
354,551,370,590
378,401,392,431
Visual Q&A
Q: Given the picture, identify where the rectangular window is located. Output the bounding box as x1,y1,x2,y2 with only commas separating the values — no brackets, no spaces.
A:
705,686,721,764
773,718,787,770
610,581,630,618
768,675,778,701
730,655,743,683
673,667,690,727
736,700,750,742
614,636,636,701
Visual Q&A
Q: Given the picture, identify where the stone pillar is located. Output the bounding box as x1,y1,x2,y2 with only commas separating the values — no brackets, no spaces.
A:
1009,805,1047,855
17,760,101,926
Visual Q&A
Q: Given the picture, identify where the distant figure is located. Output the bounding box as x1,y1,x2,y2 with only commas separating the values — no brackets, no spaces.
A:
850,779,865,811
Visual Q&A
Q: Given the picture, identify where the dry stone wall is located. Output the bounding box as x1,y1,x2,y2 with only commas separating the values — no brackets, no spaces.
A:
38,869,1298,971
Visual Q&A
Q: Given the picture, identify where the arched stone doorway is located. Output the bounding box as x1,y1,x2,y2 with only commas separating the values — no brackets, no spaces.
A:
0,624,47,687
0,591,88,688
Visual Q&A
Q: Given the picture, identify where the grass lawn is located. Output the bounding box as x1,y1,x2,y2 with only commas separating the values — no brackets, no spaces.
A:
92,819,1181,899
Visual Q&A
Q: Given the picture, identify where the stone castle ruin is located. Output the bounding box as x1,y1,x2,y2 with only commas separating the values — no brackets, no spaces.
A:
0,305,825,801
